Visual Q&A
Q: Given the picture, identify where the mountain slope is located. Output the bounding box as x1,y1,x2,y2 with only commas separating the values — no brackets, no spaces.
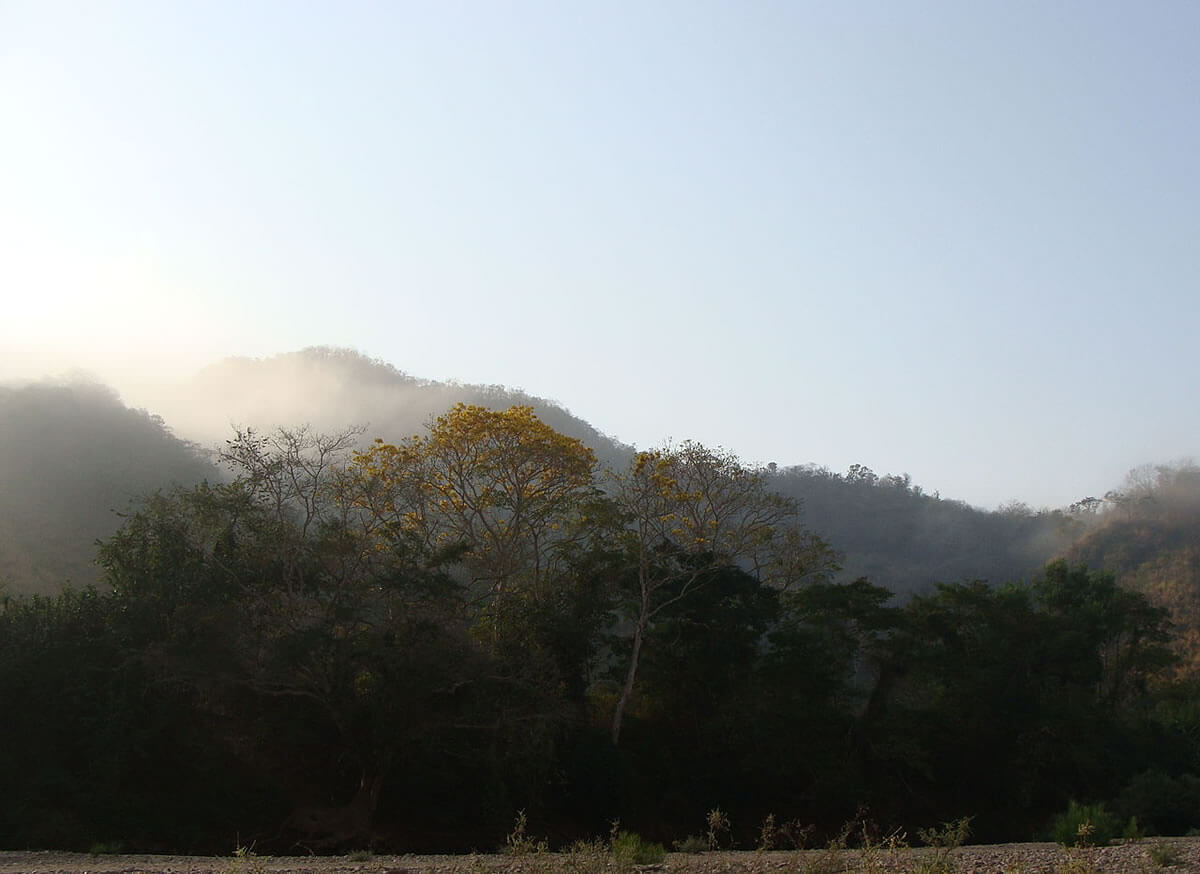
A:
0,348,1083,598
1065,464,1200,676
140,346,630,468
0,380,217,595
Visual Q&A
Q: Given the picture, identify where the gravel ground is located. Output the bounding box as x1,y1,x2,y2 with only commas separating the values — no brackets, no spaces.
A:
1,840,1197,874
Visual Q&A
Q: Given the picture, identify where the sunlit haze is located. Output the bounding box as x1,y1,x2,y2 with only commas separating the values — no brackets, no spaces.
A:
3,1,1198,509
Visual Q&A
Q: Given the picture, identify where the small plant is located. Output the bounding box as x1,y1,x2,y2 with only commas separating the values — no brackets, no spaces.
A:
802,822,852,874
504,809,548,855
231,844,268,874
673,834,709,853
1053,850,1100,874
611,830,667,870
779,819,816,850
1148,842,1182,867
706,806,731,850
1051,801,1119,847
912,816,972,874
757,812,778,852
561,838,610,874
857,824,907,874
347,848,373,862
1121,816,1144,843
918,816,972,849
89,841,122,857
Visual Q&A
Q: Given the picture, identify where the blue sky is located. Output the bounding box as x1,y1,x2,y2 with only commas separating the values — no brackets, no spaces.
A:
2,1,1197,509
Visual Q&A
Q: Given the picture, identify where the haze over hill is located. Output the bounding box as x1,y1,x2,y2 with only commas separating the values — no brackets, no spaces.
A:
0,346,1126,599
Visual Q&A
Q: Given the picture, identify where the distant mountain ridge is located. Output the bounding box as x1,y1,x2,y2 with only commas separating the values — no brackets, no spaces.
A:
0,346,1143,604
0,380,217,594
146,346,630,468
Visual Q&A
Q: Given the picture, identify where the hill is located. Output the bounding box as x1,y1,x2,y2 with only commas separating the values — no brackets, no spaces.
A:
1,348,1081,598
137,346,1072,594
1066,462,1200,676
136,346,630,469
770,463,1075,595
0,380,217,595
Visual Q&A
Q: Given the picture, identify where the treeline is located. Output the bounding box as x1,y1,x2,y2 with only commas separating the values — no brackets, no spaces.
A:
2,406,1199,853
770,463,1076,596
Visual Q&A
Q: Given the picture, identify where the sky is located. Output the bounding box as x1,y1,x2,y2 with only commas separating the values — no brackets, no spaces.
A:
2,1,1198,510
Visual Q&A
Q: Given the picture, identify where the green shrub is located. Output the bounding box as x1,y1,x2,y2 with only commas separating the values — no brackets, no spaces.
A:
918,816,972,849
1148,842,1182,867
1122,816,1144,843
1114,770,1200,836
673,834,709,853
611,830,666,869
1051,801,1119,847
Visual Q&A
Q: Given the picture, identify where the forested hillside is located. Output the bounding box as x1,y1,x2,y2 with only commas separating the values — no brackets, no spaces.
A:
2,404,1197,855
141,346,629,469
1066,463,1200,677
140,347,1070,595
0,381,216,595
770,464,1074,596
2,348,1073,600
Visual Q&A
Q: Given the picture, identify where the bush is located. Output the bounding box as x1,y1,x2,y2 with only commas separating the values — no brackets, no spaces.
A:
1114,771,1200,836
1148,842,1182,867
1051,801,1119,847
611,830,666,869
673,835,709,853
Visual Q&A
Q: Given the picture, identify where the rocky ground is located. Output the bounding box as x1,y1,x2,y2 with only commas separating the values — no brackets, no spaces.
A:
1,840,1197,874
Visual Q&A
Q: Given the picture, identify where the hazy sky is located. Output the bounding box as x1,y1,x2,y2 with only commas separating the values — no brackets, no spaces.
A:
3,1,1198,510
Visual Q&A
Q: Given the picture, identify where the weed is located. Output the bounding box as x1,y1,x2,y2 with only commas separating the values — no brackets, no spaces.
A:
1051,801,1118,847
779,819,816,850
231,844,268,874
706,806,732,850
1122,816,1145,843
88,841,122,857
1053,850,1100,874
912,816,972,874
447,852,490,874
560,838,610,874
347,848,373,862
1148,842,1182,867
758,812,778,852
611,830,667,870
503,809,548,856
918,816,972,849
857,824,907,874
673,834,709,853
801,823,851,874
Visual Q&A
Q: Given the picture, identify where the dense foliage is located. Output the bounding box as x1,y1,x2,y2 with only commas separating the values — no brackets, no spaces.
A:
2,408,1197,854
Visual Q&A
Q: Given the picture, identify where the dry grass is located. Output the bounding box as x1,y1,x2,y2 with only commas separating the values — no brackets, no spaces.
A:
4,840,1200,874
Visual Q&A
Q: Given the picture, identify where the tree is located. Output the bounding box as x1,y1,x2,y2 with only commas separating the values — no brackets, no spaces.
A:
95,425,484,849
607,441,838,744
351,404,600,607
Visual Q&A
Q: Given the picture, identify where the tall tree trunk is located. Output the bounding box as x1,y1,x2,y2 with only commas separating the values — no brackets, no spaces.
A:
611,618,646,745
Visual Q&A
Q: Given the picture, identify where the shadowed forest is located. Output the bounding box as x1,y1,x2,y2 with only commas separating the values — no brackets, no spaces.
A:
3,348,1200,854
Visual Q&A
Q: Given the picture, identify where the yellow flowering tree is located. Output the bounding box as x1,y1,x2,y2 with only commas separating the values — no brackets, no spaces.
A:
352,403,600,604
609,441,838,744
